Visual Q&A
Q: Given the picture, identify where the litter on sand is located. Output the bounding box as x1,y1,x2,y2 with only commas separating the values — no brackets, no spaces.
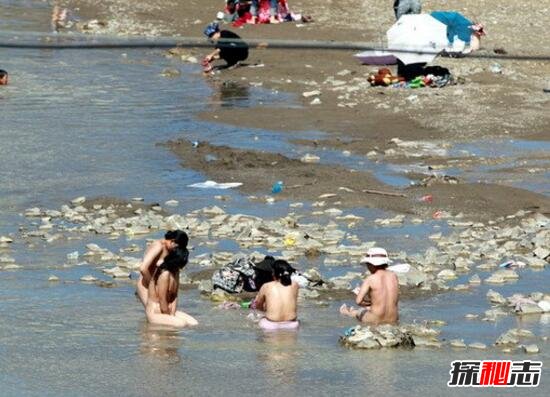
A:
188,180,243,189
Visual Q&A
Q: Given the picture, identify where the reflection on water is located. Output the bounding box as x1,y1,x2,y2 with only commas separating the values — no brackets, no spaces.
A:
257,330,299,386
139,322,184,364
220,80,250,105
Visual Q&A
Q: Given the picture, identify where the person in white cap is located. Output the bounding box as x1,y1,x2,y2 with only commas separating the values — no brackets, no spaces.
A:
339,247,399,325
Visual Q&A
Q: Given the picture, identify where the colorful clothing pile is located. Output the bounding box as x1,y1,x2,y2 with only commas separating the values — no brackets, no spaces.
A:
367,68,404,86
368,68,455,88
224,0,301,26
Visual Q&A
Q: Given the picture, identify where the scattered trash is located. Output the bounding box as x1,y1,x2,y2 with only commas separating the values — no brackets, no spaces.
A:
240,300,252,309
419,174,459,187
188,180,243,189
283,235,297,247
499,260,526,269
300,153,320,163
192,141,199,148
490,63,503,74
66,251,79,261
310,98,322,105
419,194,433,203
218,301,240,310
271,181,284,194
302,90,321,98
432,210,443,219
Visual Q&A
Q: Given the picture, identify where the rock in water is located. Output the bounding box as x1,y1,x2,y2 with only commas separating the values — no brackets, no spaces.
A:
487,289,506,304
523,344,539,354
340,324,415,350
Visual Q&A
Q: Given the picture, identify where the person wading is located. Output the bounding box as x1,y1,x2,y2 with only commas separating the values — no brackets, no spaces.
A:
145,249,198,328
136,230,189,307
253,260,300,330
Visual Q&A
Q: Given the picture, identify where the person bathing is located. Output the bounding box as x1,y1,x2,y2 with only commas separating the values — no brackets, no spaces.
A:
340,247,399,325
0,70,8,85
136,230,189,307
145,248,198,328
253,260,299,330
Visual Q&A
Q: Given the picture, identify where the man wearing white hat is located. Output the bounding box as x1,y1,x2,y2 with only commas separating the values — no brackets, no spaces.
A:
339,247,399,325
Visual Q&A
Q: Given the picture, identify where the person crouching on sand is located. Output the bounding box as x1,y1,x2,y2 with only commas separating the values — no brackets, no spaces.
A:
253,260,300,330
202,22,249,74
146,248,198,328
136,230,189,307
340,247,399,325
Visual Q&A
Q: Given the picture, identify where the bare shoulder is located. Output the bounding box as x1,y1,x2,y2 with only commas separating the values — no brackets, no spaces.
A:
259,281,272,294
148,239,163,251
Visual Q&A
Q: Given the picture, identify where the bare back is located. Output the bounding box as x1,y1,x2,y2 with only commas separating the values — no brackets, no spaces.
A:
360,269,399,325
256,281,298,322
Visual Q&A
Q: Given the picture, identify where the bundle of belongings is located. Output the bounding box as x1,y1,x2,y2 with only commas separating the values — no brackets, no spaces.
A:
222,0,311,26
212,255,321,293
368,66,456,88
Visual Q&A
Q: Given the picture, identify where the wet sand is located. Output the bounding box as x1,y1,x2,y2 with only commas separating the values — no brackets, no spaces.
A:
167,139,550,221
63,0,550,221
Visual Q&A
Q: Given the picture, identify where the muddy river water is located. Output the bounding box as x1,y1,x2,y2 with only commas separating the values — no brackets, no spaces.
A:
0,1,548,396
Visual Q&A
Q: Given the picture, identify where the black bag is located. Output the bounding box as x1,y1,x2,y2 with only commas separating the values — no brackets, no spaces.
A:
212,255,256,293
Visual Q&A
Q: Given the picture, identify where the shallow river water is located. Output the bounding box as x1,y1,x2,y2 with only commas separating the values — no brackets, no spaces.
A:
0,2,548,396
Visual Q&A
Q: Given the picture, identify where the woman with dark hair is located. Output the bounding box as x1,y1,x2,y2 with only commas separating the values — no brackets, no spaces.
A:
146,249,198,328
136,230,189,307
253,260,299,330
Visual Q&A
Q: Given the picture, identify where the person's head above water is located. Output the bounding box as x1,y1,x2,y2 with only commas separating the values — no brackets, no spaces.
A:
272,260,295,286
164,230,188,250
360,247,390,272
154,248,189,281
0,70,8,85
203,22,221,40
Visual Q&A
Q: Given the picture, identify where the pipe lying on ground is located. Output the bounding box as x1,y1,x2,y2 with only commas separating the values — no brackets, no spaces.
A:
0,31,549,61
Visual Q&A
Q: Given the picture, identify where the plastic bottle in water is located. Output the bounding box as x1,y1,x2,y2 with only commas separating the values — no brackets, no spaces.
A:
271,181,283,194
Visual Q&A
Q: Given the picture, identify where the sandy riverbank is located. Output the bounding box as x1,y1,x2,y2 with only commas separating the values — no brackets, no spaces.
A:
61,0,550,220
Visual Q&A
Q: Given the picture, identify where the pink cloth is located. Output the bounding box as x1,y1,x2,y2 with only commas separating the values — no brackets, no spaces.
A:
259,317,300,331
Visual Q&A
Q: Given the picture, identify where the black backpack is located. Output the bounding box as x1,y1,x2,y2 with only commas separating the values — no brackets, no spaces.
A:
212,255,257,293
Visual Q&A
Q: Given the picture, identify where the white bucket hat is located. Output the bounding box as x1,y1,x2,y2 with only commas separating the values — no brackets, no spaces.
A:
360,247,391,267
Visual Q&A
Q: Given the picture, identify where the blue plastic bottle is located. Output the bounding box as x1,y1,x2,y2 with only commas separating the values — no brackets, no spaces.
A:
271,181,284,194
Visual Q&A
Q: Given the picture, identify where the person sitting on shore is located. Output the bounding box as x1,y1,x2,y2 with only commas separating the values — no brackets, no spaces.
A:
0,70,8,85
340,247,399,325
202,22,249,74
393,0,421,20
251,0,281,24
136,230,189,307
146,249,198,328
253,260,299,330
